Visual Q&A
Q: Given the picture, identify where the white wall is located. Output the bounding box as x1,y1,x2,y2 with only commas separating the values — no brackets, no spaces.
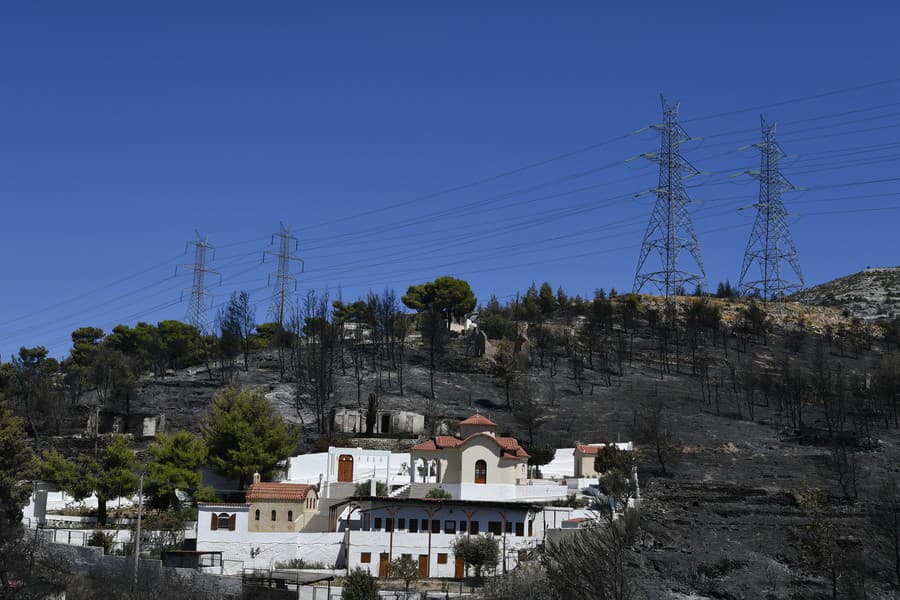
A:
345,531,536,578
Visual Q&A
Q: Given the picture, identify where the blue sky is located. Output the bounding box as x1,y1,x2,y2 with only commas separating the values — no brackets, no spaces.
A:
1,2,899,358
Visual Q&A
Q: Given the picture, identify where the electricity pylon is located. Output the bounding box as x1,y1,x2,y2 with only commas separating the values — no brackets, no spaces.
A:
633,95,707,298
738,116,804,303
181,232,220,333
265,222,304,328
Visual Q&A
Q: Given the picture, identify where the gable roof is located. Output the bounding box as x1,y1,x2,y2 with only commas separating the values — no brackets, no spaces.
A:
246,482,315,503
411,432,529,460
459,414,497,427
574,444,603,456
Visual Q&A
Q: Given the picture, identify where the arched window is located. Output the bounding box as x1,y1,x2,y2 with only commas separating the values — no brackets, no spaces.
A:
254,509,260,521
288,510,293,521
271,510,277,521
474,460,487,484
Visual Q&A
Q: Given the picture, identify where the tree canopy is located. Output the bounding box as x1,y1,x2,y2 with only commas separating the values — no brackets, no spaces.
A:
402,276,476,327
146,431,209,510
453,534,500,580
202,388,298,489
0,403,36,539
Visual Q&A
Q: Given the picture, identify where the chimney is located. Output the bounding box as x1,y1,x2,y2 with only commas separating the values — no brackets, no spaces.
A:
252,472,261,485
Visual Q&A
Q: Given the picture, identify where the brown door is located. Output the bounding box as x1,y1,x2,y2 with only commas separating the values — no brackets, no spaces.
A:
338,454,354,482
454,558,465,579
418,554,428,578
378,553,389,577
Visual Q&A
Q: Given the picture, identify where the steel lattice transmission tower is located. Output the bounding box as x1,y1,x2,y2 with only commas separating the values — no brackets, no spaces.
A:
633,96,707,298
738,116,804,302
265,222,304,328
181,232,220,333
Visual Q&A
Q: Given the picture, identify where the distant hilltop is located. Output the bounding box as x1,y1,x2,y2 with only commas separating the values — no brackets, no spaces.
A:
791,267,900,321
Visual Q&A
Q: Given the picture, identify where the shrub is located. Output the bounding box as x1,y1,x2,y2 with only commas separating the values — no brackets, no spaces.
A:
425,487,452,499
274,557,328,569
342,567,379,600
88,530,114,555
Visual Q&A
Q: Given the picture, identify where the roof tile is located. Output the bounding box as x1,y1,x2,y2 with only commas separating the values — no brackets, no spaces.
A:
246,482,314,502
459,414,497,427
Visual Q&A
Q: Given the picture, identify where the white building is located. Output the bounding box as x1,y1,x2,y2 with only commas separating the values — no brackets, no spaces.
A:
408,414,568,502
193,415,633,579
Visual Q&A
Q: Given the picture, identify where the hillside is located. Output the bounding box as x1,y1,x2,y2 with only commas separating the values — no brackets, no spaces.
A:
791,266,900,321
12,289,900,598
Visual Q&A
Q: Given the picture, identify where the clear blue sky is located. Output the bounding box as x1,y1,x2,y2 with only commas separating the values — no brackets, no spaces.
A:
2,2,899,358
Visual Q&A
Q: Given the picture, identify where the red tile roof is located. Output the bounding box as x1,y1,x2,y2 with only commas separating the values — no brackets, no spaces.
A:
410,436,463,451
411,432,529,460
459,414,497,427
246,482,315,502
575,444,602,455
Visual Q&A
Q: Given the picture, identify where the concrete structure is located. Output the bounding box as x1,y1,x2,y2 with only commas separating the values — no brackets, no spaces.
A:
331,407,425,435
322,447,410,498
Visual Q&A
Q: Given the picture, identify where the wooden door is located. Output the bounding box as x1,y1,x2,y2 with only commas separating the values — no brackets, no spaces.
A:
454,558,465,579
418,554,428,578
378,553,389,577
338,454,354,482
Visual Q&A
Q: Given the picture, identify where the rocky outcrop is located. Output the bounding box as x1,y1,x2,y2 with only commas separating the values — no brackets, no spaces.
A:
790,266,900,321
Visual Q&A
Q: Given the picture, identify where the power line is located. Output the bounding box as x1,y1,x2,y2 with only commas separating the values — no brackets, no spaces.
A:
682,75,900,123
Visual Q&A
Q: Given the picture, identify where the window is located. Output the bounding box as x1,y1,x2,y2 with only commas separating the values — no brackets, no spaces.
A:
431,519,441,534
386,518,394,532
515,522,524,537
254,509,260,521
488,521,502,535
437,553,448,564
271,510,277,521
506,521,514,534
212,512,234,531
528,520,533,537
287,510,293,521
469,521,479,535
374,517,382,530
474,459,487,484
360,552,371,563
458,520,466,533
398,518,406,530
444,520,456,534
409,518,419,533
401,553,411,561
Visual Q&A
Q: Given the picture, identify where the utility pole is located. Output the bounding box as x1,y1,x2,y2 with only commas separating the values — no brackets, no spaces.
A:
132,471,145,594
180,231,220,333
633,96,707,298
264,222,304,329
738,115,804,304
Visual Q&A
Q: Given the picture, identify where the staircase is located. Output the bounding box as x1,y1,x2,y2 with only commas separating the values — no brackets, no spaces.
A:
389,483,411,498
